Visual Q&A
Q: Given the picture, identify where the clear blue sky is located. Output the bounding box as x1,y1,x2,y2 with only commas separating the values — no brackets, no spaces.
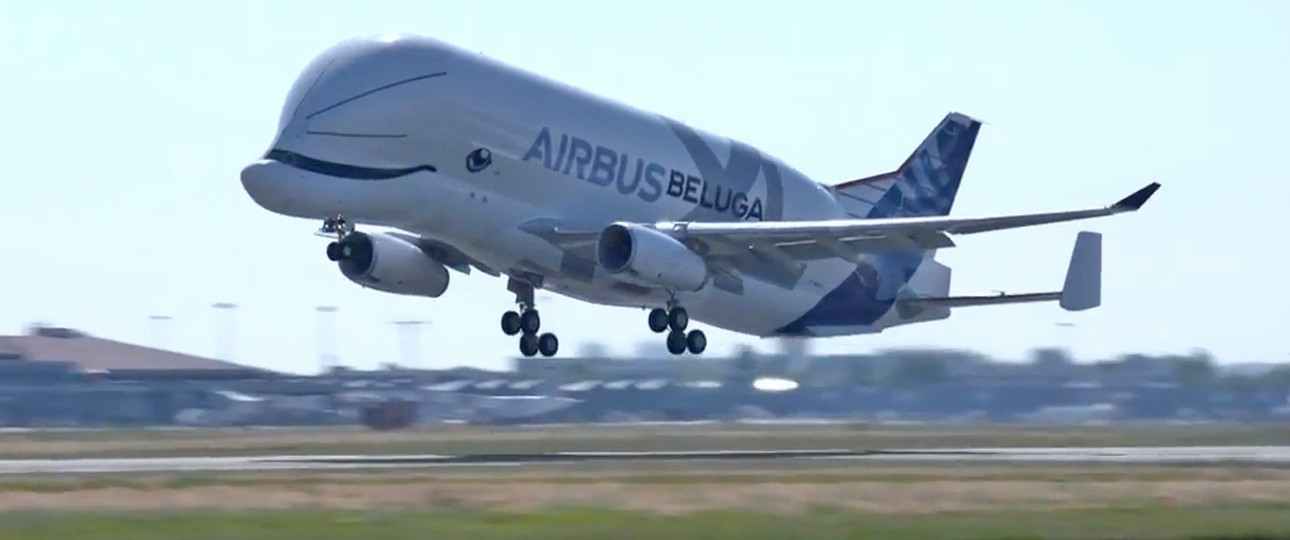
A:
2,0,1287,374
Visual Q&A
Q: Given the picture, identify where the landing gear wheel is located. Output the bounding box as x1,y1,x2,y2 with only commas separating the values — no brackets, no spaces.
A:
647,308,669,333
519,333,539,357
501,311,522,336
686,330,707,354
326,242,342,261
668,307,689,332
520,310,541,334
537,333,559,357
666,330,688,355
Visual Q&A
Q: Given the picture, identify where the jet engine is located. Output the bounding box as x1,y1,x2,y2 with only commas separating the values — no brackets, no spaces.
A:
327,232,450,297
596,222,707,291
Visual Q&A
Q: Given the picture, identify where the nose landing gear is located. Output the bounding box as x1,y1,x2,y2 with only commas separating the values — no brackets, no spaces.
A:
321,214,356,261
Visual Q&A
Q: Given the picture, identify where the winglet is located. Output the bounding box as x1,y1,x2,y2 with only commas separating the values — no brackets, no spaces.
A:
1111,182,1161,211
1060,231,1102,311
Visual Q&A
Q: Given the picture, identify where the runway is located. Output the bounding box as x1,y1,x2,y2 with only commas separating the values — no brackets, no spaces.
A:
4,446,1290,475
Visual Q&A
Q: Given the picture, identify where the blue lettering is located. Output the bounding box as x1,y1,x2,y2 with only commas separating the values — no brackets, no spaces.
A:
639,163,664,202
698,181,714,209
666,170,686,197
588,145,617,186
746,198,763,220
732,193,749,218
522,127,553,169
683,175,701,203
619,158,643,195
552,134,569,172
524,127,766,221
563,137,593,179
714,185,732,212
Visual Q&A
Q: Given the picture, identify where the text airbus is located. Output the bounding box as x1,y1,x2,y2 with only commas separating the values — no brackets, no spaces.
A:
521,127,765,221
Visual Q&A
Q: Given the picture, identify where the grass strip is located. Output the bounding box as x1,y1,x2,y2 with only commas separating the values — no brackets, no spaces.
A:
4,506,1290,540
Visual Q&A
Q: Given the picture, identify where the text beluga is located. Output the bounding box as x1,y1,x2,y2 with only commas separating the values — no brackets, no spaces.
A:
521,127,765,221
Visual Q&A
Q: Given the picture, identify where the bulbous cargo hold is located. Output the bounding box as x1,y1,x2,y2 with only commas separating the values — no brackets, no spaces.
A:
327,231,450,298
596,222,707,292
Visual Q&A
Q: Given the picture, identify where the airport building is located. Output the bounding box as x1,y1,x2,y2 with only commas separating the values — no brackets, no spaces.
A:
0,324,272,381
0,324,280,426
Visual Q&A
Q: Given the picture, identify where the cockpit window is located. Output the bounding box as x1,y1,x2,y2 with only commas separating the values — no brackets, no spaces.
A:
264,149,436,180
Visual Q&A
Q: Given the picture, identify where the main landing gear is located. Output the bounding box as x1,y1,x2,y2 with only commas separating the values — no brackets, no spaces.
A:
648,304,706,355
500,278,558,358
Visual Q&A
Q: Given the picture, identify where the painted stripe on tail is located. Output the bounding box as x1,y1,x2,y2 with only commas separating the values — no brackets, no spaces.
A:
832,112,982,219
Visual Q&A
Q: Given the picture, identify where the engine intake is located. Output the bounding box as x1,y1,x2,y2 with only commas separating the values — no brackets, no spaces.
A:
596,222,707,291
330,232,450,298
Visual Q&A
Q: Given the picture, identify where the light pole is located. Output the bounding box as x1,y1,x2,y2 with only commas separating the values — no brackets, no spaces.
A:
211,302,238,363
389,320,430,369
316,306,338,373
148,315,172,350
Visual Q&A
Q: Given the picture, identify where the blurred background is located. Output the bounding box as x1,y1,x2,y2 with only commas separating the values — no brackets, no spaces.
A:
1,321,1284,429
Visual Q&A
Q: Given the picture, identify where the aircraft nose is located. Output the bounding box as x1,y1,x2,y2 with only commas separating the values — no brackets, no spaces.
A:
275,34,450,140
240,160,295,214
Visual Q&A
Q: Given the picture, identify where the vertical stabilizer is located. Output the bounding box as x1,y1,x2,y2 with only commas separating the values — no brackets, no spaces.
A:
1060,231,1102,311
832,112,983,219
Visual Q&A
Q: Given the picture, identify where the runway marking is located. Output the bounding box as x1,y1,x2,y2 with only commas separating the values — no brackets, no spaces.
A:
4,447,1290,475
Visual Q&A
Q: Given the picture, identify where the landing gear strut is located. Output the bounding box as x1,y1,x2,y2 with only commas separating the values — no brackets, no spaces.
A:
648,304,706,355
502,277,558,358
322,214,356,262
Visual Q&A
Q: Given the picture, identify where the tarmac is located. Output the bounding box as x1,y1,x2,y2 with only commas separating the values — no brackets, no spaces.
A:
3,446,1290,475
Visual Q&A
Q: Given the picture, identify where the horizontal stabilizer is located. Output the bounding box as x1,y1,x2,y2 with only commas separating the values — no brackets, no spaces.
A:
902,291,1060,309
897,231,1103,312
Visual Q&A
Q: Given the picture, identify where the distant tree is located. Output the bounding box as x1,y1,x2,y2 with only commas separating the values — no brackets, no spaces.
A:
1224,373,1262,392
1261,366,1290,389
888,355,947,385
577,342,610,359
1092,359,1123,372
1029,347,1074,371
566,361,596,381
729,345,758,382
1170,351,1216,386
845,359,873,386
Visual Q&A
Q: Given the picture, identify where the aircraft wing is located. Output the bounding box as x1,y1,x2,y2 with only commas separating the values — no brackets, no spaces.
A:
521,182,1157,291
661,182,1159,260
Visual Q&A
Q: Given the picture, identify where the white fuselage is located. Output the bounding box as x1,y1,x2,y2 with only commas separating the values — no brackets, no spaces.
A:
242,35,946,338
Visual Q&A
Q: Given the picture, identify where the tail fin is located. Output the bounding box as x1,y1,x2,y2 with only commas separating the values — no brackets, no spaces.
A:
831,112,982,219
1059,231,1102,311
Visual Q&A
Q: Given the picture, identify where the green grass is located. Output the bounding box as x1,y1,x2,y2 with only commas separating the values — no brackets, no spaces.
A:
6,423,1290,459
4,506,1290,540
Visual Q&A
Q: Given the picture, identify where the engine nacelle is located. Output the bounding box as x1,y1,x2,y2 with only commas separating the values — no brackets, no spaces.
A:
331,232,450,298
596,222,707,291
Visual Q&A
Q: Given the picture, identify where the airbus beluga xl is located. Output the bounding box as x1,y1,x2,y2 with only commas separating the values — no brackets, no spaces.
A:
241,34,1160,358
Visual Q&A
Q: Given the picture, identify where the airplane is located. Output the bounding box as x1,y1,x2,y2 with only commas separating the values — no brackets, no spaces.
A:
240,34,1160,359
